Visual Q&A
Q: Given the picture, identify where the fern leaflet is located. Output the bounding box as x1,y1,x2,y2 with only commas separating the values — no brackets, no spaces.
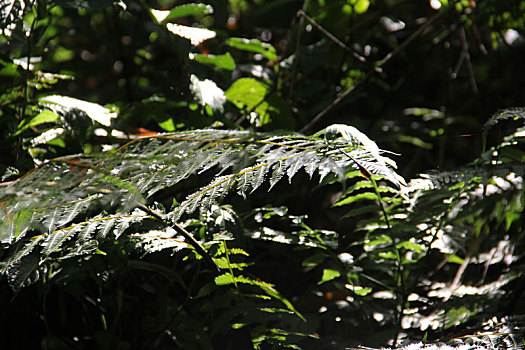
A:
0,126,404,289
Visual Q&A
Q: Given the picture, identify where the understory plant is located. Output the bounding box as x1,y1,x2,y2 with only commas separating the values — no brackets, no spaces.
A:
1,107,524,348
1,0,525,349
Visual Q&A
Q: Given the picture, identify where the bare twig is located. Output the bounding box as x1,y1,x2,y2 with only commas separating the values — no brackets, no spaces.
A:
287,0,310,101
458,25,479,94
466,2,488,55
300,7,451,134
297,10,366,62
451,49,466,79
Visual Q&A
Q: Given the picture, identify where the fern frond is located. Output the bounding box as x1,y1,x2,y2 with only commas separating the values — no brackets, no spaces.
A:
0,126,404,288
93,209,148,239
37,197,97,235
41,223,81,256
0,236,44,275
285,151,312,182
7,255,40,291
325,124,406,187
175,174,237,217
269,160,287,189
131,228,187,253
483,107,525,133
1,210,151,283
303,150,322,178
406,163,525,193
237,164,269,195
214,271,306,320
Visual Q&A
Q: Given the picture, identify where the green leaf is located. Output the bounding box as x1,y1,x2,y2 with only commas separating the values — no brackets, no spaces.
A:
444,306,474,329
258,283,306,321
13,110,59,137
364,234,393,248
0,61,19,77
448,254,465,264
396,240,425,253
349,0,370,14
214,272,236,285
0,208,35,242
214,273,305,321
191,52,236,70
334,192,378,206
226,78,268,110
378,251,398,260
398,135,433,149
318,268,341,284
225,38,277,61
52,47,75,63
346,284,372,296
152,4,213,23
158,118,176,132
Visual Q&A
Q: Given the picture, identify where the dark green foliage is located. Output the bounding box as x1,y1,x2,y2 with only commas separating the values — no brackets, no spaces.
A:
0,127,401,277
0,124,405,348
1,0,525,348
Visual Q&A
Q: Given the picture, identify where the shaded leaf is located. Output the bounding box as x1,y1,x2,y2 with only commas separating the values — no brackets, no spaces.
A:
225,37,277,61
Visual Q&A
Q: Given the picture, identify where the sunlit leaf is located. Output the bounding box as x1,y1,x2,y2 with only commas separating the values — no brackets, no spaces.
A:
318,268,341,284
350,0,370,14
225,77,268,110
152,3,213,23
190,52,236,70
166,23,216,46
158,118,176,132
190,75,226,112
396,240,425,253
39,95,117,127
13,110,59,137
334,192,378,206
346,284,372,296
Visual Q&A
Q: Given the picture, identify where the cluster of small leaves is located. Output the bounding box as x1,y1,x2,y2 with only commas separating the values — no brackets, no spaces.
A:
1,126,399,260
308,114,525,346
0,123,403,347
2,0,525,348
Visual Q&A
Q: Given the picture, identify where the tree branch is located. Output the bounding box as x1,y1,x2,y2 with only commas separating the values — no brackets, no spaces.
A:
297,10,366,62
300,7,451,134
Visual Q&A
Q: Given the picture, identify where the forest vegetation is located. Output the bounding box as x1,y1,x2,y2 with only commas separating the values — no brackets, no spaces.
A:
1,0,524,349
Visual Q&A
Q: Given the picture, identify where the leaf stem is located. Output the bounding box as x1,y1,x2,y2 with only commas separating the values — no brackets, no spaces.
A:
370,174,405,347
137,203,220,273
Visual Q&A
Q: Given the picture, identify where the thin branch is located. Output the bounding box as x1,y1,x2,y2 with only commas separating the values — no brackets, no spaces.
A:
287,0,310,101
137,202,220,273
450,48,466,79
300,7,451,134
467,10,488,55
297,10,366,62
458,25,479,94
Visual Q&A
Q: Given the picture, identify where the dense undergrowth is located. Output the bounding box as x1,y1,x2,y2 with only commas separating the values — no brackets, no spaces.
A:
1,0,525,349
